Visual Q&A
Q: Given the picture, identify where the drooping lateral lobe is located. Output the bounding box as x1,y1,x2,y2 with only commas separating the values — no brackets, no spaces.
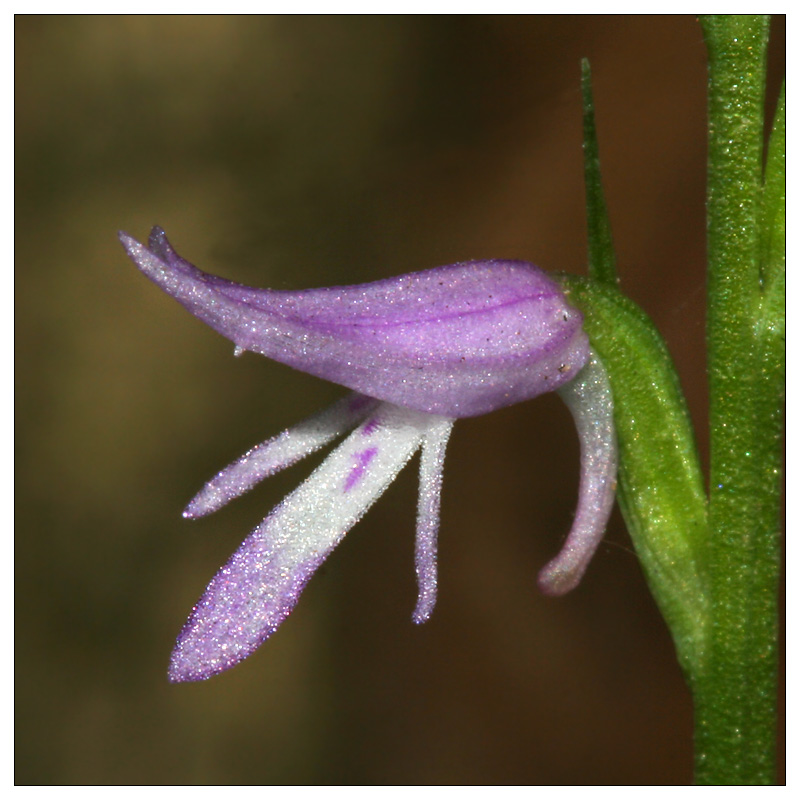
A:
538,351,617,595
120,227,590,418
169,402,449,683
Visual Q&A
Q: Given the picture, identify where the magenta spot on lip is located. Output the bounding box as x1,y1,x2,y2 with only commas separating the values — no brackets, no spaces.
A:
361,417,381,436
343,446,379,493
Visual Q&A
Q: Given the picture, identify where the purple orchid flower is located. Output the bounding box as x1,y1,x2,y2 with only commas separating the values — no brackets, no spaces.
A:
120,226,617,683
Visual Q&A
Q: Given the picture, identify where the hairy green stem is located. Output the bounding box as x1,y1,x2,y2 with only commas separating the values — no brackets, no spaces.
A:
578,17,784,782
695,15,784,784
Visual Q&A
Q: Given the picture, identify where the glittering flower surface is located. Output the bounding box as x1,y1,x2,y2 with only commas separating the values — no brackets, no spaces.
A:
120,227,590,417
121,227,617,682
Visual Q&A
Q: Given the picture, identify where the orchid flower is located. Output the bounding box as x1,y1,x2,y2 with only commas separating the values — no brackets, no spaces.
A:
120,226,617,683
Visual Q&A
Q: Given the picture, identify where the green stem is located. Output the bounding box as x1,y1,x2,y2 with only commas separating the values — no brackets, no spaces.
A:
695,15,784,784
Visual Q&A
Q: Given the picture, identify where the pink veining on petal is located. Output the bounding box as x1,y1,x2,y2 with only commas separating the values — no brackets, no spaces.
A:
343,447,379,493
361,417,382,436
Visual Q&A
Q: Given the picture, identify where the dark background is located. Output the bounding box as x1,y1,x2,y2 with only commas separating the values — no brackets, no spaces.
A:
16,15,785,784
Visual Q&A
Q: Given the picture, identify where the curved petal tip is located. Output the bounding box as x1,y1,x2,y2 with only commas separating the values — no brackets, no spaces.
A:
538,350,617,596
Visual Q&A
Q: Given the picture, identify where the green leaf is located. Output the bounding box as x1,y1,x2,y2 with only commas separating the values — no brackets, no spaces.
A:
559,276,709,676
581,59,618,287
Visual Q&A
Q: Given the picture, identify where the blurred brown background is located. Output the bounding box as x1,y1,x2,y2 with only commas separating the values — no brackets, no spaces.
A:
15,15,784,785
